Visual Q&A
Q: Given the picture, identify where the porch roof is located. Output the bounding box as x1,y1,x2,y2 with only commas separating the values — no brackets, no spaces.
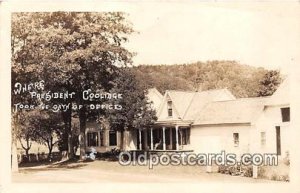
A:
154,119,192,127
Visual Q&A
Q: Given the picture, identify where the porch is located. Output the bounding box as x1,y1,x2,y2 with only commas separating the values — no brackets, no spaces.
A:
136,123,191,151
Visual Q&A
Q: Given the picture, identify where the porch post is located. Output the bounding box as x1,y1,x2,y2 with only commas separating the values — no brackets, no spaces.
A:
139,129,142,150
175,125,179,150
85,130,88,147
162,126,166,150
98,131,101,147
150,128,154,150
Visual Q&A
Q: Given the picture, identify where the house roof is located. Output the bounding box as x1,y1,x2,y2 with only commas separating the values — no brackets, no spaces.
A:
147,88,163,111
157,88,236,122
266,78,289,106
183,89,236,120
166,90,195,119
194,97,269,125
152,79,289,126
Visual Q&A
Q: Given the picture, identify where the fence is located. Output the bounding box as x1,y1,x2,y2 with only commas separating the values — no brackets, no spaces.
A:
18,152,62,163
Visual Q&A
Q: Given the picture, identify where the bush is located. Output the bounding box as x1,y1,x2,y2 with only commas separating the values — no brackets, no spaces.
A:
258,166,266,178
218,165,227,174
228,166,238,175
96,148,121,161
270,174,289,182
241,166,253,177
218,165,253,177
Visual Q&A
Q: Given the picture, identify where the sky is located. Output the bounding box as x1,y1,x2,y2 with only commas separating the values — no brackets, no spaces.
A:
3,1,300,74
123,2,300,73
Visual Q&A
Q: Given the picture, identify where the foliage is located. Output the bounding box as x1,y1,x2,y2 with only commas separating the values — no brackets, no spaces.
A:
14,109,64,159
14,112,35,157
26,110,64,158
257,70,282,96
11,12,134,158
132,60,275,98
108,68,157,131
12,12,134,90
57,117,80,153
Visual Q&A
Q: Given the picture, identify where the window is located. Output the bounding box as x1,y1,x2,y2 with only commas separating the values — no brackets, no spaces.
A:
233,133,239,147
167,100,173,117
281,107,290,122
87,132,98,147
180,128,190,145
109,130,117,146
261,132,266,147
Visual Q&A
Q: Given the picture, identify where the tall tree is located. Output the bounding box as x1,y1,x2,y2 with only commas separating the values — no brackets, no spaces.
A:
12,12,134,159
108,68,157,149
257,70,282,96
27,110,64,160
15,112,35,160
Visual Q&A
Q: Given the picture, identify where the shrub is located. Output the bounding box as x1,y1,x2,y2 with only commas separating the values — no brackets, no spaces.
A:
257,166,266,178
228,166,238,176
241,166,253,177
271,173,279,181
280,175,289,182
218,165,227,174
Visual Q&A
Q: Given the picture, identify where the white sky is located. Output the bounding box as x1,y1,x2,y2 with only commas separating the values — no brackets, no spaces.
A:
123,2,300,73
2,1,300,74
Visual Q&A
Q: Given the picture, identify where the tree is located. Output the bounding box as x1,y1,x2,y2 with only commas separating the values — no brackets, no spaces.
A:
15,112,35,159
57,117,79,158
108,68,157,149
257,70,282,96
11,12,134,159
27,110,64,159
132,61,268,98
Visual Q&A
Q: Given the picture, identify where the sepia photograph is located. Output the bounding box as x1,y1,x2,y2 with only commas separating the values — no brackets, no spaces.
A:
1,1,300,193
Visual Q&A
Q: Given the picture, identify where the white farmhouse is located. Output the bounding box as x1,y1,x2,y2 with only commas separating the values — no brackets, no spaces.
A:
81,79,290,162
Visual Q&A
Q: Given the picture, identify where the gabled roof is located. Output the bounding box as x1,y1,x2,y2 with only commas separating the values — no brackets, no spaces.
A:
183,89,236,120
156,88,236,122
147,88,163,111
166,91,195,119
194,97,269,125
266,78,289,106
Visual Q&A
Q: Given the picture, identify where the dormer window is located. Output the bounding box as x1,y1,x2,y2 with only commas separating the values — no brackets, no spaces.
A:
167,100,173,117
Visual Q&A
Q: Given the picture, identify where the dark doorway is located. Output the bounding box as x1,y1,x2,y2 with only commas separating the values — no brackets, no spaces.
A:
171,128,176,150
165,128,170,146
120,130,124,150
276,126,281,155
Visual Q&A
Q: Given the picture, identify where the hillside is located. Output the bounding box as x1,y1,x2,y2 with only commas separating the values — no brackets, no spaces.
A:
132,60,270,98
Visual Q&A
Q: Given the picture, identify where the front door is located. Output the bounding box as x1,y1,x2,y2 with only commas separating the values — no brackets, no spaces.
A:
165,128,171,150
276,126,281,155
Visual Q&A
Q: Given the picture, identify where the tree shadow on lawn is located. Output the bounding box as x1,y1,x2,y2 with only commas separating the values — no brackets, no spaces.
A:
19,159,88,173
19,161,53,168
